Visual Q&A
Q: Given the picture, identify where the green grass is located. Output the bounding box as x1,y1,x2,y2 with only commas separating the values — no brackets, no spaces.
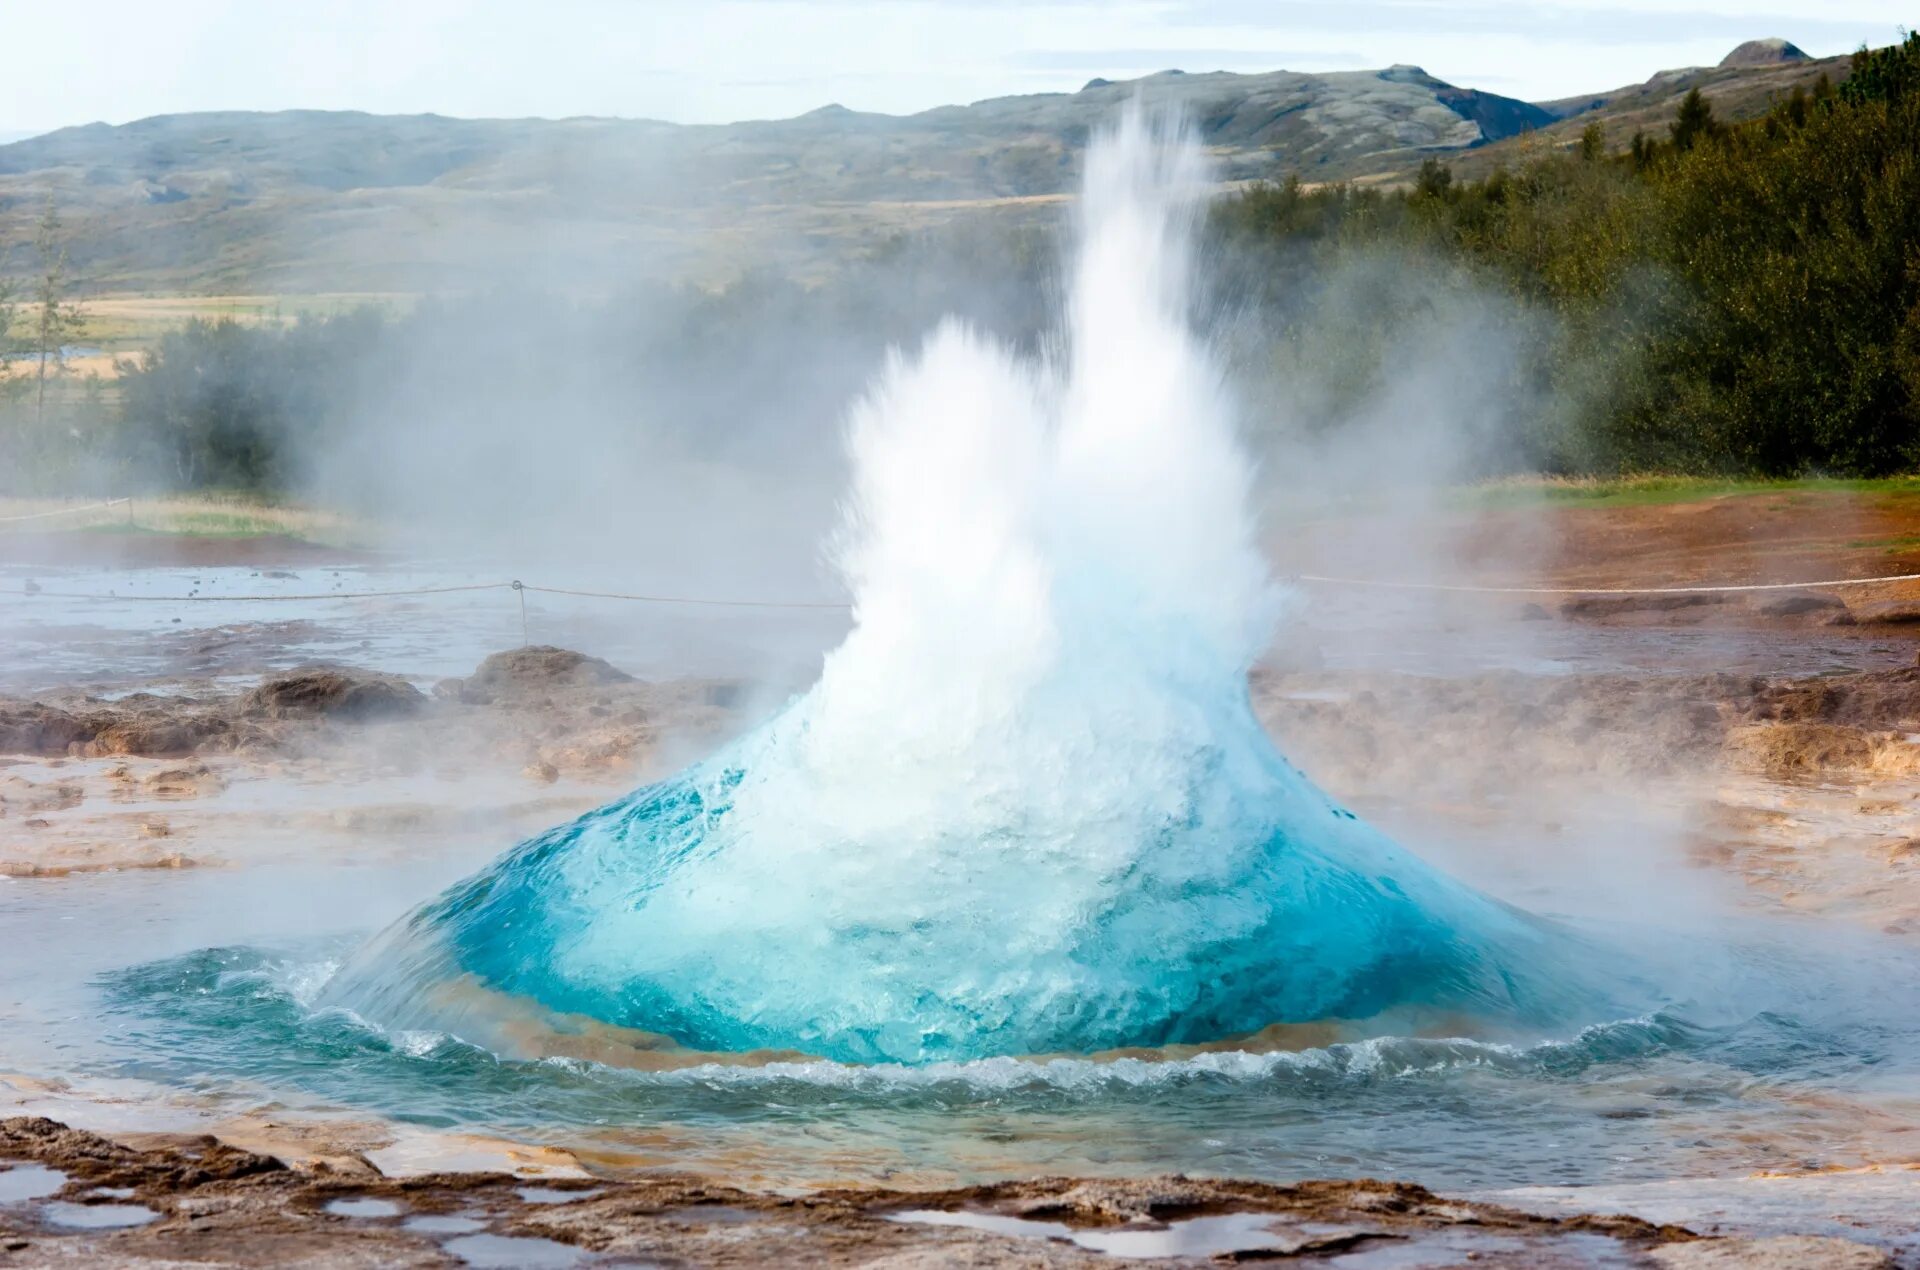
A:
2,494,370,547
1459,475,1920,510
1843,532,1920,553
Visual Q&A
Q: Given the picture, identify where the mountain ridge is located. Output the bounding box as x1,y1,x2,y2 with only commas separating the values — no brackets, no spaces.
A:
0,44,1851,293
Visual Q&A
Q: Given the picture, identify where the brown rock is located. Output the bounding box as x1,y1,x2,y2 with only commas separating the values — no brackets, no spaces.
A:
80,715,234,757
455,646,635,705
1839,599,1920,625
241,666,426,722
143,762,224,799
1651,1234,1889,1269
1753,591,1846,617
1727,722,1879,776
0,776,84,814
0,702,89,756
1559,592,1729,618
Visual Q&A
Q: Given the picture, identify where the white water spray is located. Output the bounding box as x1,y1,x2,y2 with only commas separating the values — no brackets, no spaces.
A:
328,108,1621,1064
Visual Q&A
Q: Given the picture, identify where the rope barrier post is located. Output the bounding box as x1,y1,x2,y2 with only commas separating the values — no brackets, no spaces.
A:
512,580,528,647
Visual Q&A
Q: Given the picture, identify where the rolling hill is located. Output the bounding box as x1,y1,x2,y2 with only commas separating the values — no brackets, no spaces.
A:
0,43,1852,294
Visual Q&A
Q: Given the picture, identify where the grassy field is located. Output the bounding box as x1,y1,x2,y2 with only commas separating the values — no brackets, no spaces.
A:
55,292,414,377
0,494,369,545
11,478,1920,550
1459,475,1920,509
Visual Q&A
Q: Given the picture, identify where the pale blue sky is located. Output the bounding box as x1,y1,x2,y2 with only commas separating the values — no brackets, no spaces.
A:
0,0,1908,137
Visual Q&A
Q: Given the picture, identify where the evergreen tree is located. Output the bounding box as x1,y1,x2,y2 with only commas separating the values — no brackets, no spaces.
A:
1669,87,1719,151
1842,29,1920,106
1628,130,1655,171
1414,157,1453,199
30,197,86,432
1578,119,1606,161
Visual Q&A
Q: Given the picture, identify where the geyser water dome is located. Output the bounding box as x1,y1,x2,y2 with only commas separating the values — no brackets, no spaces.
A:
324,109,1628,1065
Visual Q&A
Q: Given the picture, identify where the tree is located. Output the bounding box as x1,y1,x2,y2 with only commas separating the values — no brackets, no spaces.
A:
1414,157,1454,200
1842,29,1920,106
1578,119,1606,161
30,196,87,431
0,274,18,395
1628,130,1655,171
1669,87,1720,152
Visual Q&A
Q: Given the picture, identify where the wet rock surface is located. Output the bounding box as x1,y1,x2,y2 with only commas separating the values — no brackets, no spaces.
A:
444,646,636,706
239,665,427,722
1835,600,1920,627
7,1116,1859,1268
0,648,743,778
1753,591,1849,618
0,696,245,759
1558,593,1731,619
1254,664,1920,793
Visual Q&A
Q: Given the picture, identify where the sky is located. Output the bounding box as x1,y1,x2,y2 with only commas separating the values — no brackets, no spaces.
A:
0,0,1909,138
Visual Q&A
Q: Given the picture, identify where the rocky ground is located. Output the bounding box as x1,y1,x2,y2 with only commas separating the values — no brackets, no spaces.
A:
5,1116,1905,1268
0,645,743,879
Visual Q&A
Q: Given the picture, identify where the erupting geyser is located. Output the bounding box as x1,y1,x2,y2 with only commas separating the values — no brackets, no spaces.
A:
325,109,1621,1065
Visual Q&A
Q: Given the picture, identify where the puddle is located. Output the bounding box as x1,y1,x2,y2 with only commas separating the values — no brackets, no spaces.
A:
1081,1214,1371,1257
1329,1229,1639,1268
663,1204,759,1225
516,1186,602,1206
40,1200,159,1229
889,1209,1370,1258
404,1214,487,1234
0,1164,66,1203
444,1232,586,1268
326,1196,404,1219
86,1187,136,1200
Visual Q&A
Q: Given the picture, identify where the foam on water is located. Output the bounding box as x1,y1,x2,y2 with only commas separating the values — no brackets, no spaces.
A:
90,937,1920,1189
319,107,1635,1065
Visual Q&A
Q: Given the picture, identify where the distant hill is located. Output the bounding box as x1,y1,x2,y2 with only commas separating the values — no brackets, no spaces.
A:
0,46,1852,293
1458,43,1847,180
1720,38,1811,68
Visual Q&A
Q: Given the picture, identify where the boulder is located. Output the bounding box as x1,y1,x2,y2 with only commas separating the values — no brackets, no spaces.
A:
241,666,426,722
1836,599,1920,626
449,646,635,705
81,715,235,757
1753,591,1846,617
0,702,90,756
1559,592,1729,618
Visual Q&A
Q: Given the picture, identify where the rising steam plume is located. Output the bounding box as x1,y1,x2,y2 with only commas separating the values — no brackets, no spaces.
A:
322,107,1630,1064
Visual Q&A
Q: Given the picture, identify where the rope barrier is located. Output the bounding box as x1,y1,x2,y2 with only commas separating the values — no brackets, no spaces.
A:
0,498,131,524
1292,571,1920,596
1,581,515,602
0,579,850,608
7,568,1920,605
518,582,850,610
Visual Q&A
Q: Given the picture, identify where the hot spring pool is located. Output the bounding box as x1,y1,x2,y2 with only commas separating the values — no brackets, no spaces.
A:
7,105,1919,1207
3,854,1917,1192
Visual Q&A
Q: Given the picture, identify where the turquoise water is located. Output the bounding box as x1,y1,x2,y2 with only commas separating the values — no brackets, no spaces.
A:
2,809,1915,1190
314,109,1640,1069
85,919,1920,1188
316,697,1639,1065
